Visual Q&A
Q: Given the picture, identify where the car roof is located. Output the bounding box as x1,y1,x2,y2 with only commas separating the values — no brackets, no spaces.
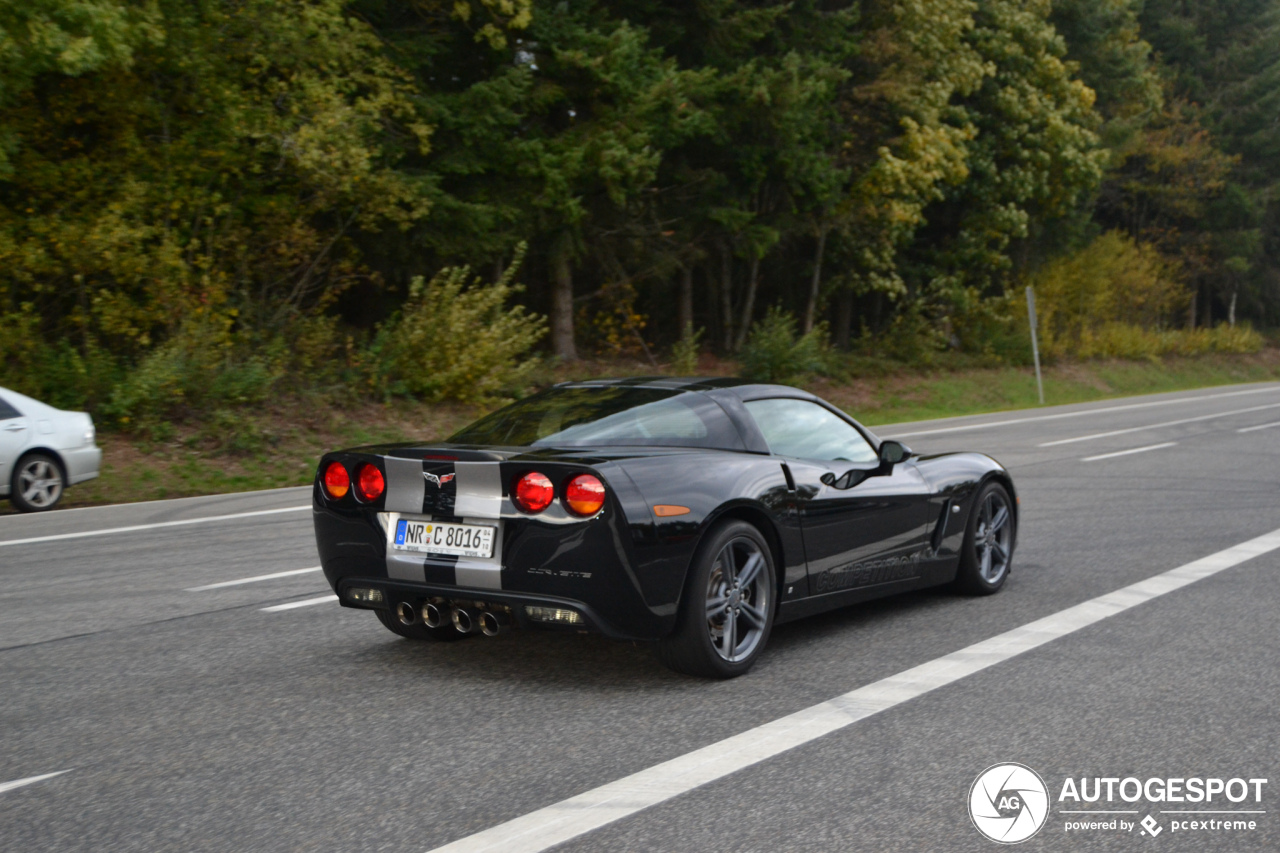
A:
546,377,881,448
0,386,61,417
551,376,817,400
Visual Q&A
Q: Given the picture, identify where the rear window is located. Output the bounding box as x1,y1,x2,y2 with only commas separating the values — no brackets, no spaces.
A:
0,396,21,420
448,387,745,450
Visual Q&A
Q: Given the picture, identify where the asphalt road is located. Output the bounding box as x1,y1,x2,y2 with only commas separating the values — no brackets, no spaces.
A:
2,383,1279,852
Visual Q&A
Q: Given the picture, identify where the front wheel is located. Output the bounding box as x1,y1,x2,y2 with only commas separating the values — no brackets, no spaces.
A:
659,520,776,679
10,453,64,512
952,481,1015,595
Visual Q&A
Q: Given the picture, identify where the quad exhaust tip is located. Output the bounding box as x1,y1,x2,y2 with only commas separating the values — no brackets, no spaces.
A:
395,601,418,626
451,606,480,634
422,602,447,629
478,610,510,637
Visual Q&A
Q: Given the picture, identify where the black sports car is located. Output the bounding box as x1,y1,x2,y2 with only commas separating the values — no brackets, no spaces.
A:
313,378,1017,677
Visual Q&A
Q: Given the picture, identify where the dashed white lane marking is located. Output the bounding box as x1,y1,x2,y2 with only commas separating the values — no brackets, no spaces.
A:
1239,420,1280,433
0,770,72,796
187,566,321,591
1082,442,1177,462
425,526,1280,853
261,595,337,612
1038,401,1280,447
879,384,1280,438
0,506,311,548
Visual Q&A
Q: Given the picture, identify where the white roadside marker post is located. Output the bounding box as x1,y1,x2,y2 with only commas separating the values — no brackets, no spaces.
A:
1027,285,1045,406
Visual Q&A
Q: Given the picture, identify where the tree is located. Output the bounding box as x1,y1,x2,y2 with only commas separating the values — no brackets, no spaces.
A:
0,0,431,383
906,0,1105,330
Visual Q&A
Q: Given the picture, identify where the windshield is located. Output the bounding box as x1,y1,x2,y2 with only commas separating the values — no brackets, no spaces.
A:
448,387,745,450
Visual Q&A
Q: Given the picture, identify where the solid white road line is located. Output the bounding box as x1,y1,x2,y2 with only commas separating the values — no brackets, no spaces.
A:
0,770,72,796
187,566,322,591
0,505,311,548
425,526,1280,853
1239,420,1280,433
1081,442,1177,462
261,595,337,612
1038,401,1280,447
879,384,1280,438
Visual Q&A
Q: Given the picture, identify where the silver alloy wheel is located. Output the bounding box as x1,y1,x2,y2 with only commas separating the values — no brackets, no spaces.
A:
974,490,1012,584
705,536,771,663
19,457,63,509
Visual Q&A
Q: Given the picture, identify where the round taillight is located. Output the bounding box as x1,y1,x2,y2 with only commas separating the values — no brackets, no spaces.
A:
513,471,554,513
356,464,385,502
564,474,606,517
323,461,350,499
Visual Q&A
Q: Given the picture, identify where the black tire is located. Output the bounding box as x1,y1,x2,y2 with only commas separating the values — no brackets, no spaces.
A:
952,481,1015,595
375,607,470,641
10,452,65,513
659,520,777,679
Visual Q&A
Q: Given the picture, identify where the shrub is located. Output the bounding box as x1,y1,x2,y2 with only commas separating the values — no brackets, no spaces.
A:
739,307,830,383
102,313,282,437
1030,232,1189,359
0,305,125,411
373,245,546,404
669,326,704,375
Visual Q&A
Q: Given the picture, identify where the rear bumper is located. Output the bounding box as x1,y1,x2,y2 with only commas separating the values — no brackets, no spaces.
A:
334,577,633,637
314,498,678,641
63,445,102,485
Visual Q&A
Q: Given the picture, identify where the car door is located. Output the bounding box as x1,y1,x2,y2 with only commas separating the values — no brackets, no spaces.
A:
0,393,32,491
742,398,932,595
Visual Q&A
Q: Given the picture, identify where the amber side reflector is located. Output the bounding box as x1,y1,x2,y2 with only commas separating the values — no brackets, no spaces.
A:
653,505,690,517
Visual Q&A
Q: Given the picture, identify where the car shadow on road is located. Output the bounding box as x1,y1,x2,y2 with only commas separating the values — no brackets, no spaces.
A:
323,582,991,692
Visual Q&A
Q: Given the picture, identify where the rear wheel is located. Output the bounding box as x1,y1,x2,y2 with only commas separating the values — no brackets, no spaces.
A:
375,606,469,641
10,453,64,513
659,520,776,678
952,481,1014,595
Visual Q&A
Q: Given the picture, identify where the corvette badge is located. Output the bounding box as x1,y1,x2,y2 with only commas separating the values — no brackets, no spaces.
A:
423,472,456,488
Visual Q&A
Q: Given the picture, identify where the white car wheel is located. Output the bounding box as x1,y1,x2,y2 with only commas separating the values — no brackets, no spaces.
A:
12,453,64,512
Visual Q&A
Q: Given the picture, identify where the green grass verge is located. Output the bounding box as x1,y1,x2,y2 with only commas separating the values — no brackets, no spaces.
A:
816,349,1280,426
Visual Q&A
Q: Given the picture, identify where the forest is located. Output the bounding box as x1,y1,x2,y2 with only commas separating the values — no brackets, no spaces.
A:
2,0,1279,423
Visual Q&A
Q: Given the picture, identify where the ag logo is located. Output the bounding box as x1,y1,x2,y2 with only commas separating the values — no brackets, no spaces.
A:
968,763,1050,844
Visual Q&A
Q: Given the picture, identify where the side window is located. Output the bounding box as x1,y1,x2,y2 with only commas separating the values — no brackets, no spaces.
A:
0,396,21,420
744,398,878,464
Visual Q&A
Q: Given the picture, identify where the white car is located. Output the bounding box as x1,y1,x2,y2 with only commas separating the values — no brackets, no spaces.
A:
0,387,102,512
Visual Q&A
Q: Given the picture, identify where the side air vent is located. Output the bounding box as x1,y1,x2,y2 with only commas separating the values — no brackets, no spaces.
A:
930,499,953,552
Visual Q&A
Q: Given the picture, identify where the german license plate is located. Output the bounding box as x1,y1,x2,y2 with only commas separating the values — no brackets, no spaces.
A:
393,519,495,558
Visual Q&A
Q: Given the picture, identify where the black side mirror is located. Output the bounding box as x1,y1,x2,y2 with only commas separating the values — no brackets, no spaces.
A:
879,440,911,466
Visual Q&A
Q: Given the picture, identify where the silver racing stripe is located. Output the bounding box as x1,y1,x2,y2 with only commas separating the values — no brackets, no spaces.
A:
383,458,428,582
452,462,505,589
454,461,503,518
384,456,426,514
